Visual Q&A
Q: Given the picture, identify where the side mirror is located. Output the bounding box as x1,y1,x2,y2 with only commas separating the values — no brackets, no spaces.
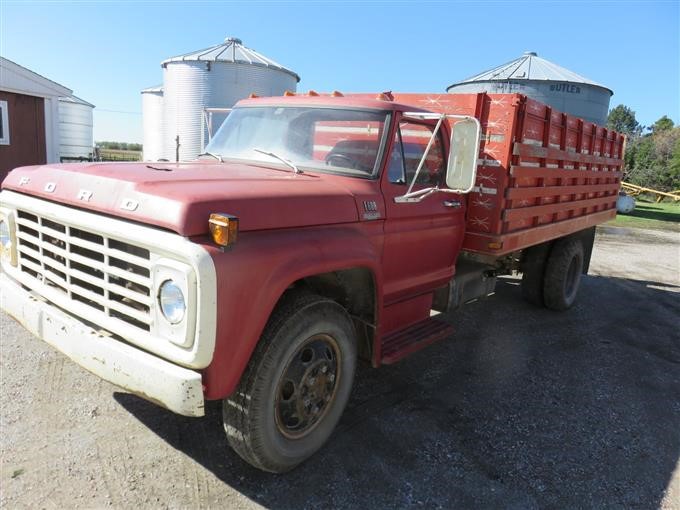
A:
446,118,481,193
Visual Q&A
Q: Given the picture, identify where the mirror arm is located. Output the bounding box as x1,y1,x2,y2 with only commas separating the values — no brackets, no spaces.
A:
404,115,445,197
394,112,481,204
394,186,439,203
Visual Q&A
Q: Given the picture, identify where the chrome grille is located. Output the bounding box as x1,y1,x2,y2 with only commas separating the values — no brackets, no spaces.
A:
15,210,154,331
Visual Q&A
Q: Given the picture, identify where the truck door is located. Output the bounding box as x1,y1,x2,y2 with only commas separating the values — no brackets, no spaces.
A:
380,116,466,304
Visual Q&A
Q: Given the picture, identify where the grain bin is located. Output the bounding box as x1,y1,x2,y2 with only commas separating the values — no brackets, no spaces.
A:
141,85,164,161
447,52,612,125
58,95,94,161
161,36,300,161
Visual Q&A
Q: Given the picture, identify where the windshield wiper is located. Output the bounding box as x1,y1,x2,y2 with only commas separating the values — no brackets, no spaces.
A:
198,151,223,163
253,148,302,174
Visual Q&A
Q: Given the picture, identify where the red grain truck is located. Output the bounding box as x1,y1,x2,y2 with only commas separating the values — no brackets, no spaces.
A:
0,91,624,472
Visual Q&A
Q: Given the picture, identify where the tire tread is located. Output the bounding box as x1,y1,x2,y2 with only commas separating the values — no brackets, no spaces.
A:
543,238,584,311
223,290,350,472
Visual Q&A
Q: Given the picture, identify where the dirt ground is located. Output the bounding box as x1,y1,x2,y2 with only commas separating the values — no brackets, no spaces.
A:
1,226,679,509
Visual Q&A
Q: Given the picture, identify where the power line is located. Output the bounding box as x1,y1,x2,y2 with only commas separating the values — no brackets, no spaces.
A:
96,109,142,115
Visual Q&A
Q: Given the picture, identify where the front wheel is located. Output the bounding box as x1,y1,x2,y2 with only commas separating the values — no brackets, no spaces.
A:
223,291,357,473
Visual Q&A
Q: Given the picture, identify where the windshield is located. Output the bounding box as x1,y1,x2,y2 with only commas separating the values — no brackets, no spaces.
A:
204,106,390,177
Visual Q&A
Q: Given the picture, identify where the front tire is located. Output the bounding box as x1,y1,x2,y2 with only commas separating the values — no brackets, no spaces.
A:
223,291,357,473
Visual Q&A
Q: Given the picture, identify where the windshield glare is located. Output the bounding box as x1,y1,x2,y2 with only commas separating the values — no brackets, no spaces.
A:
204,106,390,176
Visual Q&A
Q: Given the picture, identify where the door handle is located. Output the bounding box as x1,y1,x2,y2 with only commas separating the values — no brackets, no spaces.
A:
443,200,462,208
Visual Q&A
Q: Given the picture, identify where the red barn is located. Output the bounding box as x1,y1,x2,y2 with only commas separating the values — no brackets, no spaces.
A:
0,57,73,182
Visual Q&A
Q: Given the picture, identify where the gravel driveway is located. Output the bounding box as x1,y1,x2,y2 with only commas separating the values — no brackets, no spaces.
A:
1,226,679,509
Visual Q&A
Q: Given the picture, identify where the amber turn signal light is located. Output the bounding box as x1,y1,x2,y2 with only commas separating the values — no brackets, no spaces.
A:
209,213,239,248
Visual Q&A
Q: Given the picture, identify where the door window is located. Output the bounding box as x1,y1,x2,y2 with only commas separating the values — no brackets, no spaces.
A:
388,120,444,186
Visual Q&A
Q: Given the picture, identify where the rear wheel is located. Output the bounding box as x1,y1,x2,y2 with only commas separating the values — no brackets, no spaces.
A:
223,291,357,473
520,242,551,306
542,238,584,311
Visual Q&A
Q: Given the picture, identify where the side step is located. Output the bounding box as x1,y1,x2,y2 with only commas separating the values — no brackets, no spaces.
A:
381,317,454,365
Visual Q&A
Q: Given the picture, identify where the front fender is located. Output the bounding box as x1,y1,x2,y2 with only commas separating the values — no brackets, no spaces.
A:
201,222,383,400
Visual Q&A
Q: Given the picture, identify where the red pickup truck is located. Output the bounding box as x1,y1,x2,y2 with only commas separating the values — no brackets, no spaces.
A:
0,91,624,472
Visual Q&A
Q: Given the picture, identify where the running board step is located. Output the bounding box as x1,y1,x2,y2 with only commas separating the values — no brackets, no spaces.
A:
381,317,454,365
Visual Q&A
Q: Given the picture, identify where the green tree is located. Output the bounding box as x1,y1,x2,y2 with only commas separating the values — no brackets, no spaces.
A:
669,138,680,190
607,104,642,137
626,125,680,191
651,115,674,134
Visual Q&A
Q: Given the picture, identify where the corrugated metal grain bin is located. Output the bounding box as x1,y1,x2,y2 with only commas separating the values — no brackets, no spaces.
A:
58,95,94,161
161,37,300,161
141,85,164,161
447,52,613,126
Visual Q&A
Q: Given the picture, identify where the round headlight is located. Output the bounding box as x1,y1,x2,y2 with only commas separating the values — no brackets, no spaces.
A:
0,220,10,250
158,279,186,324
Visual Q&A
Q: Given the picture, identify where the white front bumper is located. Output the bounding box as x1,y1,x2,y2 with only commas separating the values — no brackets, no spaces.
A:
1,272,205,417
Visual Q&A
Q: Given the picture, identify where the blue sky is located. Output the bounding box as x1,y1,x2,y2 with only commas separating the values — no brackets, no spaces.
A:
1,0,677,143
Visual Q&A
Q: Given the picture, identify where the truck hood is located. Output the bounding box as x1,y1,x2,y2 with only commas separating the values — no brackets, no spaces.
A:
1,161,360,236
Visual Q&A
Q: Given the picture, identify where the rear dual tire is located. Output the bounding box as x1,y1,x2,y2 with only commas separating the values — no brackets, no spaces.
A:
521,237,584,311
542,238,584,311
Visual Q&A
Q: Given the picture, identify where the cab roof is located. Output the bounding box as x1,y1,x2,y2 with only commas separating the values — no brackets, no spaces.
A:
235,94,432,113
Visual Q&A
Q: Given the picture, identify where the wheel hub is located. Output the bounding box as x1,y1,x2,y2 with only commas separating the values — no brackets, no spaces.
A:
275,335,340,438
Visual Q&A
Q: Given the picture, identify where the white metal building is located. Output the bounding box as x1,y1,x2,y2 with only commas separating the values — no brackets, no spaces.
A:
142,37,300,162
447,52,613,125
141,85,164,161
58,95,95,160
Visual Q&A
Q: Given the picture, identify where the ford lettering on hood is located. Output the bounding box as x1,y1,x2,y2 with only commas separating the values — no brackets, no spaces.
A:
1,161,361,236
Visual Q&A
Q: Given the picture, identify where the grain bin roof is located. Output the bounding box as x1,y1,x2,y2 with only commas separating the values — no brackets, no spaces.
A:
161,37,300,82
141,84,163,94
59,95,95,108
447,51,612,95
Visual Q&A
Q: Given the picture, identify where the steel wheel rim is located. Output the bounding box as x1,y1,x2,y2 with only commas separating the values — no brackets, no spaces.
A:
274,334,342,439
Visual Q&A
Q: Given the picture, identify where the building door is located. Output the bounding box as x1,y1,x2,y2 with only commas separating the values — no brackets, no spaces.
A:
0,91,46,182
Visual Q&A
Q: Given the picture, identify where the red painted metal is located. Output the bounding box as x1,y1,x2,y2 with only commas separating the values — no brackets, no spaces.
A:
462,209,616,254
381,317,454,365
506,182,618,199
503,195,616,222
200,221,385,399
1,161,362,235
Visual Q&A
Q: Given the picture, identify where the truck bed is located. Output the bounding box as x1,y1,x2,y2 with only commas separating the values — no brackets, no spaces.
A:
390,93,624,256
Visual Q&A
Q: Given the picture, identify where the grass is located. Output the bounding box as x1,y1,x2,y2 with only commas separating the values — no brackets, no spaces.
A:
607,199,680,232
98,149,142,162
